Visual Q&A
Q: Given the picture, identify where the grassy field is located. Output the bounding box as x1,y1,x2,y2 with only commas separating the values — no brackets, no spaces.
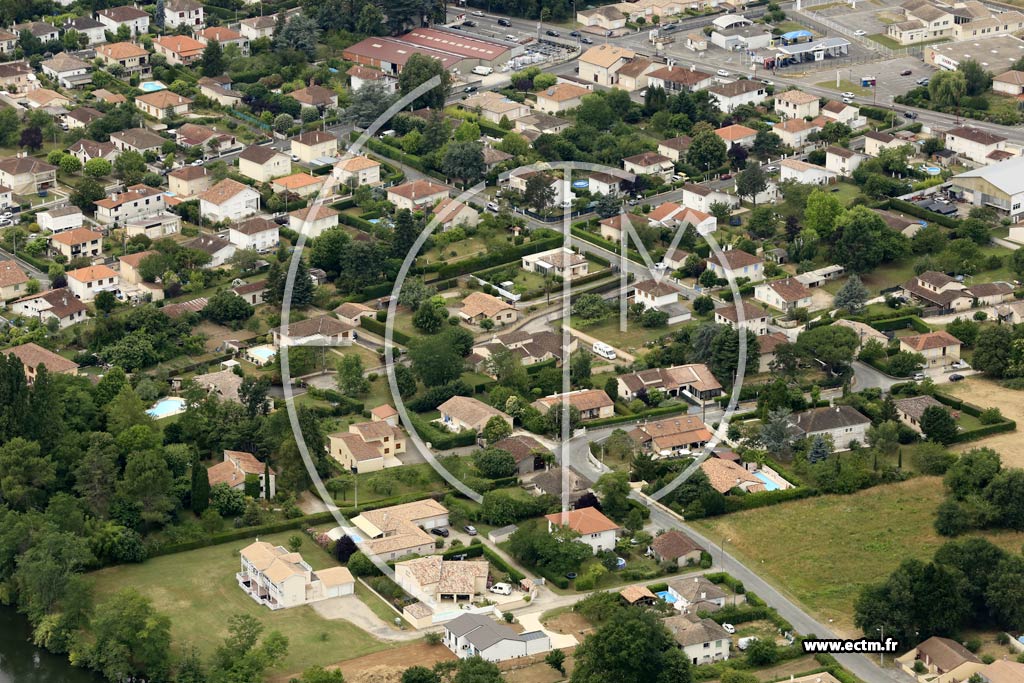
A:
563,316,673,354
945,377,1024,466
866,33,948,50
691,478,1024,635
87,531,395,674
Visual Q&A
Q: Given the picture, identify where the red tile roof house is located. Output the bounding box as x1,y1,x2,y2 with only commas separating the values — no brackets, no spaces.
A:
531,388,615,421
11,288,87,329
706,249,764,283
154,34,206,66
3,342,78,383
899,330,962,369
208,449,275,498
546,507,620,554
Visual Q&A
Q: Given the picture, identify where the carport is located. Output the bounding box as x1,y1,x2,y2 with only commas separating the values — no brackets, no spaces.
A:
777,37,850,65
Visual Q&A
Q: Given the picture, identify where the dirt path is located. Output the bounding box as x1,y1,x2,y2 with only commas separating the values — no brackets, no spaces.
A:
944,377,1024,466
310,595,423,641
271,642,455,683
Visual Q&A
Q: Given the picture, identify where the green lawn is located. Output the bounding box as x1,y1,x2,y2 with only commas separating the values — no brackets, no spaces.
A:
814,79,872,97
866,33,948,50
562,316,676,355
691,477,1024,635
86,531,395,674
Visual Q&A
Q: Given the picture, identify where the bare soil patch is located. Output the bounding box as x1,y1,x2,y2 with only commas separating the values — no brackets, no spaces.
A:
943,378,1024,466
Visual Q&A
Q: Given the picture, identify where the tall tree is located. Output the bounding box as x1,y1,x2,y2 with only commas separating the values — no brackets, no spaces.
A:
442,141,485,185
398,53,451,110
191,454,210,514
75,589,173,683
735,165,767,206
201,39,224,77
686,129,727,174
571,608,692,683
834,274,869,312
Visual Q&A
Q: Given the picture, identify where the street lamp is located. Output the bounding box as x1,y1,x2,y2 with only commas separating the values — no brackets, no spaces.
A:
876,626,885,666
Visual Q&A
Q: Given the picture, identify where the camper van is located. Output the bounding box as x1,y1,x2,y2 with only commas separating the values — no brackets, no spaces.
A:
472,65,493,76
592,341,617,360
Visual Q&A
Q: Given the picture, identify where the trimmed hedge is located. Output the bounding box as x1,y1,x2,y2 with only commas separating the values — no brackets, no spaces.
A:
585,403,693,428
338,212,377,233
408,413,478,450
888,198,960,230
482,546,526,582
869,315,931,333
570,226,644,264
430,236,564,281
360,316,411,345
147,491,445,557
932,391,1017,443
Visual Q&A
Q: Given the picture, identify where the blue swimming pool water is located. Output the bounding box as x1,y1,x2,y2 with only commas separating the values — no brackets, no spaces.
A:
146,397,186,418
139,81,167,93
657,590,676,603
249,346,276,362
572,180,589,188
753,472,780,491
349,533,363,543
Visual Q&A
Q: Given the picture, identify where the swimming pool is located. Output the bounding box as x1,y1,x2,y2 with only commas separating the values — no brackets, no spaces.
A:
919,165,941,176
247,345,277,364
656,590,677,604
147,397,186,418
572,179,589,189
753,472,780,491
139,81,167,93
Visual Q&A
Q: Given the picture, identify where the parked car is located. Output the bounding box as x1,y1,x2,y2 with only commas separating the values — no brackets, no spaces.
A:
486,201,499,212
761,78,774,86
462,20,476,26
497,17,511,26
430,527,449,537
913,372,926,381
570,30,580,36
903,111,918,119
717,69,730,77
900,69,913,76
581,36,593,43
291,154,300,161
463,525,478,536
854,29,866,35
841,91,855,99
546,29,560,36
765,165,778,172
472,9,484,15
489,583,512,595
464,85,478,93
723,623,736,634
952,360,970,369
662,22,676,30
916,77,930,85
191,159,204,166
720,173,733,180
842,97,855,104
949,373,965,382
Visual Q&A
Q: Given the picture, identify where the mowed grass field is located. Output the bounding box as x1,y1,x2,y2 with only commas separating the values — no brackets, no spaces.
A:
87,531,394,675
691,477,1024,635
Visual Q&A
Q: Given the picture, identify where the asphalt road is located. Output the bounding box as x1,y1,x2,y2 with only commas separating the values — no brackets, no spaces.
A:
640,498,915,683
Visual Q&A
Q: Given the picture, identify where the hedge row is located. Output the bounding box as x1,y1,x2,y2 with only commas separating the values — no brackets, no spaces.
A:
482,546,526,582
585,402,693,428
887,198,960,230
338,212,377,233
408,413,478,450
869,315,931,333
931,392,1017,443
429,236,564,281
360,316,411,345
570,226,644,264
148,491,444,557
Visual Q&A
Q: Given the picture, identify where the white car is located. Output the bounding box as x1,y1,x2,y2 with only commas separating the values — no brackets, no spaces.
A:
913,372,926,381
952,360,970,370
486,201,499,212
841,91,855,99
842,96,855,104
854,29,866,35
489,583,512,595
654,262,668,270
291,154,300,162
191,159,204,166
717,69,730,77
722,623,736,634
472,9,484,15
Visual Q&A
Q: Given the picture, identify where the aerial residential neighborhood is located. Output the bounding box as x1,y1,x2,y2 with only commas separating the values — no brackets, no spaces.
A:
5,0,1024,681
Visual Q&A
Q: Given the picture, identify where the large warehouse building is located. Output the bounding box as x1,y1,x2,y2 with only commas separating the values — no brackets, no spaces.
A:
343,28,516,75
925,35,1024,72
950,156,1024,222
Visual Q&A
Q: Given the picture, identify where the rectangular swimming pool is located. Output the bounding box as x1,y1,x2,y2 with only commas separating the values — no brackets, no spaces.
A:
146,397,186,418
753,472,780,491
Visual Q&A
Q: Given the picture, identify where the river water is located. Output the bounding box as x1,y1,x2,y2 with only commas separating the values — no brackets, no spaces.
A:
0,607,101,683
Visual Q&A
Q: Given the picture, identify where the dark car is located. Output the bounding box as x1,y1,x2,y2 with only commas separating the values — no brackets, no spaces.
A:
720,173,732,180
464,85,478,93
497,17,511,26
546,29,560,36
903,111,918,119
949,373,965,382
462,19,476,26
570,30,580,36
430,527,450,537
900,69,913,76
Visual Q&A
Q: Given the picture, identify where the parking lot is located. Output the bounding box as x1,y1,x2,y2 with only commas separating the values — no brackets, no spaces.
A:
810,0,907,39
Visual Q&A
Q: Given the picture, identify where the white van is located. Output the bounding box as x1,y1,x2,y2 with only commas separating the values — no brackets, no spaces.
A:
472,65,493,76
592,342,617,360
737,637,759,651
